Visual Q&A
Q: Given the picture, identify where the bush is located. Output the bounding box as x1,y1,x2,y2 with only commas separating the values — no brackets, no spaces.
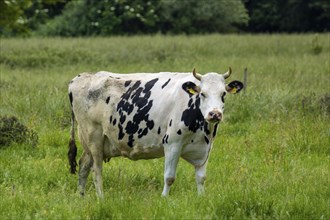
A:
37,0,248,36
0,116,38,148
159,0,249,34
38,0,161,36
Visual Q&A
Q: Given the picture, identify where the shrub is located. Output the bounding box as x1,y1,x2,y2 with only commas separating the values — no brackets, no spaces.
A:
37,0,249,36
0,116,38,148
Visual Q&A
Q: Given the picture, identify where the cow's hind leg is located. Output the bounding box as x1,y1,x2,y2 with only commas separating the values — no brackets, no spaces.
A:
91,151,104,198
79,125,105,198
86,127,105,198
77,151,93,196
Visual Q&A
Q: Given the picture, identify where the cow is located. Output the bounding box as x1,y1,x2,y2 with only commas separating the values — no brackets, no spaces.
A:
68,68,243,198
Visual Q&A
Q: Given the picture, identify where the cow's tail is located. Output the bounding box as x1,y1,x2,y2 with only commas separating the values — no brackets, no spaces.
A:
68,93,77,174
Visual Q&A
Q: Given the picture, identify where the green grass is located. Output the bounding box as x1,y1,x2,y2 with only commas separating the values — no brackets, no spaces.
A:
0,34,329,219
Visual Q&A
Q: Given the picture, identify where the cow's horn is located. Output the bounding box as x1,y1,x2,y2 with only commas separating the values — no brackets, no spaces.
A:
193,68,202,81
223,67,232,79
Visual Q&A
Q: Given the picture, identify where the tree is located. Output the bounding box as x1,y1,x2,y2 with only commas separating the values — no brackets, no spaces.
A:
245,0,329,32
37,0,249,36
0,0,69,36
38,0,161,36
0,0,32,36
159,0,249,34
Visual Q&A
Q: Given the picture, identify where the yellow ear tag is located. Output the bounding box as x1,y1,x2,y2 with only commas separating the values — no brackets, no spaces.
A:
231,87,237,94
188,88,196,95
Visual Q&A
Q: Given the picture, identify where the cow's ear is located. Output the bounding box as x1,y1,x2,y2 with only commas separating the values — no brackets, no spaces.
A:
226,81,244,94
182,81,201,96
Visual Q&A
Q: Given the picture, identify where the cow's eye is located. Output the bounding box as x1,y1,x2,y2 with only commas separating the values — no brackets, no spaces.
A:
221,92,226,102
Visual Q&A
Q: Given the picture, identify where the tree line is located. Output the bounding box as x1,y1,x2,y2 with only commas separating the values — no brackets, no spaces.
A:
1,0,329,37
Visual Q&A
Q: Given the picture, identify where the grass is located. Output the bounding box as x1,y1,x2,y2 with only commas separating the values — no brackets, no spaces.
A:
0,34,329,219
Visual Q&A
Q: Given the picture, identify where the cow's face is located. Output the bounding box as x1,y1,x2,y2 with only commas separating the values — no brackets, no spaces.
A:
183,68,243,123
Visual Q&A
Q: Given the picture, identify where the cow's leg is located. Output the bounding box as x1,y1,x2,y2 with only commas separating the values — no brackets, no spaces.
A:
91,152,104,198
83,126,105,198
162,144,182,196
76,127,93,196
194,161,208,195
77,151,93,196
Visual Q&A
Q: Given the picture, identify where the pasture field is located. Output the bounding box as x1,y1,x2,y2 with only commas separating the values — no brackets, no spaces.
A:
0,34,329,219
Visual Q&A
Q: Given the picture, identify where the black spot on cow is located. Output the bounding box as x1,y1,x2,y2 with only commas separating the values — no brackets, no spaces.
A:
126,121,139,134
118,100,134,116
120,115,126,124
188,98,193,107
146,120,154,130
110,116,113,124
116,78,159,147
161,78,171,89
162,134,169,144
177,129,182,135
128,136,134,147
144,78,159,93
69,92,73,107
132,101,153,125
181,93,215,141
118,123,125,140
213,123,219,138
113,118,117,126
106,96,110,104
204,122,210,135
221,93,226,103
181,95,205,133
191,139,194,143
204,136,210,145
169,120,172,127
129,81,141,94
87,89,101,101
125,80,132,87
158,127,161,134
138,128,149,138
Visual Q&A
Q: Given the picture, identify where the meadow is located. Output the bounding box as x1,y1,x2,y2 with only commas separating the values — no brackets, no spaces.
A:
0,34,329,219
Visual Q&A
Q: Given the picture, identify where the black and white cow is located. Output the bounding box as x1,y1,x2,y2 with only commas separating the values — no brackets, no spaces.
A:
68,68,243,197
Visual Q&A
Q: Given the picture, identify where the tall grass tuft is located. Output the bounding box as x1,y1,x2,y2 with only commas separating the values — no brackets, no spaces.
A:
0,116,38,147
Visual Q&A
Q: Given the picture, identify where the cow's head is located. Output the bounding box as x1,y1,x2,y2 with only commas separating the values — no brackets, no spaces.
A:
183,68,243,123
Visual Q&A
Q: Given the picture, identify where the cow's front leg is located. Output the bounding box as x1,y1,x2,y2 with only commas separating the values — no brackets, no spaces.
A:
195,162,208,195
162,144,182,196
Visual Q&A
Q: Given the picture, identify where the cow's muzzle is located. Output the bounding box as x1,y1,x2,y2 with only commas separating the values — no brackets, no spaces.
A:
206,110,222,123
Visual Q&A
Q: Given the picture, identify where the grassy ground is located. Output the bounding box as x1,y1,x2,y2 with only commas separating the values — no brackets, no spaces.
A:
0,34,329,219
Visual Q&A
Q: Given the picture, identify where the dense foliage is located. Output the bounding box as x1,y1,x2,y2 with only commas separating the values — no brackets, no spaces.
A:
245,0,330,32
26,0,248,36
1,0,328,36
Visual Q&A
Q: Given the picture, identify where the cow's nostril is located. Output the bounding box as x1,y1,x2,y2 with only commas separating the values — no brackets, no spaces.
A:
208,111,222,121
